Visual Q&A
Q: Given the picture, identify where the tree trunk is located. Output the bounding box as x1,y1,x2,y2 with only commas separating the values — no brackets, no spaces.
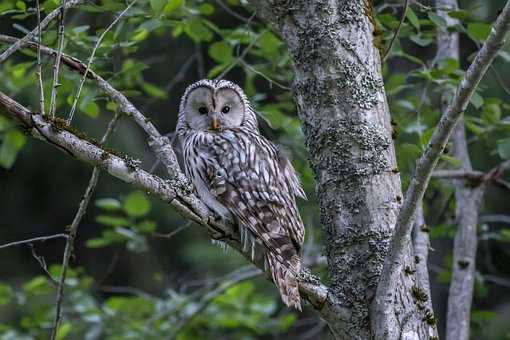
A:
436,2,485,339
251,1,436,338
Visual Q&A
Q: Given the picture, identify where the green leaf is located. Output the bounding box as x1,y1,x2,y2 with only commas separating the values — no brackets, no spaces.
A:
95,215,130,227
406,8,420,30
497,137,510,159
24,276,52,295
86,237,113,248
81,100,100,118
150,0,165,14
199,3,214,15
136,220,157,233
448,10,469,20
132,29,149,42
208,41,233,63
106,101,118,112
0,129,26,169
164,0,183,13
15,1,26,11
123,191,150,217
440,155,463,168
470,91,484,109
409,33,433,47
438,58,459,74
141,82,168,99
207,62,229,78
184,18,213,42
428,12,447,28
258,31,281,56
467,22,491,42
95,198,122,211
0,284,13,305
42,0,59,13
56,322,72,340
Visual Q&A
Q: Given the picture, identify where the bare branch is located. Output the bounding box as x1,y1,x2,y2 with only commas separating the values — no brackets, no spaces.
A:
67,1,136,123
479,214,510,224
0,233,68,249
0,0,87,64
382,0,409,61
49,0,67,118
432,169,484,180
152,222,192,239
375,0,510,330
30,244,60,285
214,0,253,23
50,111,120,339
35,0,45,115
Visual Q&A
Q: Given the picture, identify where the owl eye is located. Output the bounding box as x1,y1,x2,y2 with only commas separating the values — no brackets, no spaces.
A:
198,106,208,115
221,106,231,114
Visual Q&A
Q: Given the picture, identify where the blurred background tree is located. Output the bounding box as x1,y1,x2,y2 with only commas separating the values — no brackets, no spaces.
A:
0,0,509,339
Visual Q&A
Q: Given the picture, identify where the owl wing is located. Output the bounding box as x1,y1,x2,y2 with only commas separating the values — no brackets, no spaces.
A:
206,130,305,264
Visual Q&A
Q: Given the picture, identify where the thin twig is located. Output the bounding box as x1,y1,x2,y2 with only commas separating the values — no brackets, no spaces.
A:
30,244,60,285
216,31,261,79
382,0,409,61
49,0,67,117
99,285,158,300
152,221,191,239
0,234,68,249
50,111,121,339
67,1,136,124
35,0,45,115
239,59,291,90
214,0,252,23
0,0,87,64
491,64,510,96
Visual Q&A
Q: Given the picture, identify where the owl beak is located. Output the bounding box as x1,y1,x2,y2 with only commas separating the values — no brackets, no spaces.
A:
210,115,220,130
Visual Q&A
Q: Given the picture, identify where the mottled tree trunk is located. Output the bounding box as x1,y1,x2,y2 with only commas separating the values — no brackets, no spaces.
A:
251,1,435,338
437,1,485,339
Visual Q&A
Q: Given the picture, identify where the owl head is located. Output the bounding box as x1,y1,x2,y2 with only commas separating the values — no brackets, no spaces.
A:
177,79,258,135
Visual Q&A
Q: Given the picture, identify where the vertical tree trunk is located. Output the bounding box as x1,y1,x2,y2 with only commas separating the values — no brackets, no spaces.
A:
252,1,436,338
436,1,485,339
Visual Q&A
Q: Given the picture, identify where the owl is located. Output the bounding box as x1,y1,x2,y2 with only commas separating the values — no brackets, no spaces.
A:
176,79,306,310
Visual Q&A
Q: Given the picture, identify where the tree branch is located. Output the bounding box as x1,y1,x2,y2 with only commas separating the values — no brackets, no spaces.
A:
0,234,68,249
374,0,510,333
35,0,45,115
50,111,120,339
0,0,87,64
0,89,332,318
48,0,67,117
67,0,136,123
382,0,409,61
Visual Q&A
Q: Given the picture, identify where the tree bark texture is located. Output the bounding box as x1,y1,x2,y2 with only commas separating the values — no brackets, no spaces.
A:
251,1,434,338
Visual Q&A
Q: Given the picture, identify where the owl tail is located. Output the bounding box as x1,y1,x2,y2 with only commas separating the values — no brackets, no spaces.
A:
266,252,302,311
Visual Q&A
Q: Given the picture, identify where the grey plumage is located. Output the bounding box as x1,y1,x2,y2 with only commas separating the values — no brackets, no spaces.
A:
177,79,305,310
